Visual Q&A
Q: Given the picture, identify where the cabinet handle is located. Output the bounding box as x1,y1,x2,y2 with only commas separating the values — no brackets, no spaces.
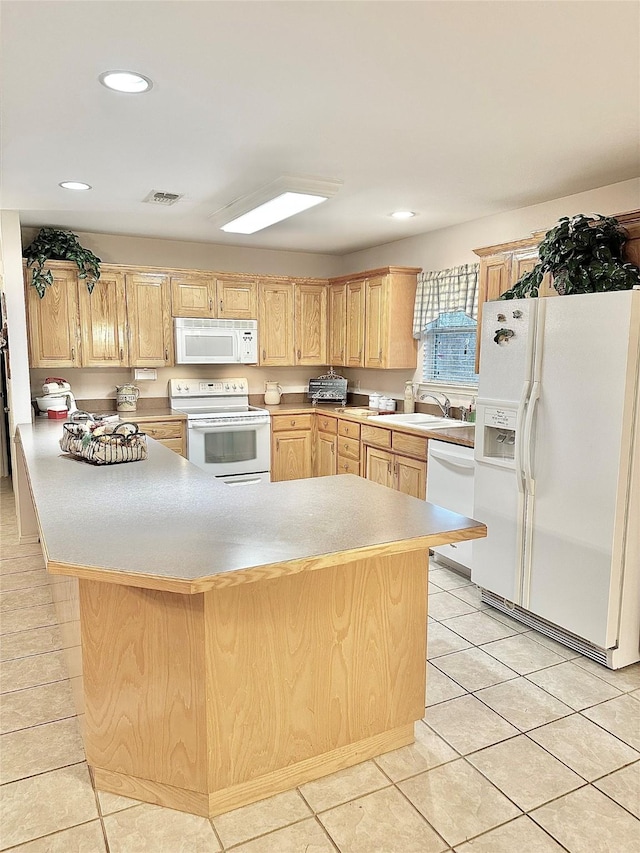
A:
297,349,301,360
71,347,75,363
119,347,123,361
276,438,280,451
164,347,168,361
219,299,223,312
209,298,213,312
379,348,382,359
262,349,266,360
359,349,362,359
340,349,344,359
290,419,296,426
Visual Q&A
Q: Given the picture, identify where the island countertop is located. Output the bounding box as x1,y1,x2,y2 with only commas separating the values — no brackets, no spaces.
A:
16,420,486,594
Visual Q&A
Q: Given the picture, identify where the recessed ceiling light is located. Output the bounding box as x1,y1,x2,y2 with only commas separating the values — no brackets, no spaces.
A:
99,71,153,94
391,211,416,219
59,181,91,191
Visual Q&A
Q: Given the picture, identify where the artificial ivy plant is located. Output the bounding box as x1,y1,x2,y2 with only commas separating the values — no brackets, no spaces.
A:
500,214,640,300
24,228,101,298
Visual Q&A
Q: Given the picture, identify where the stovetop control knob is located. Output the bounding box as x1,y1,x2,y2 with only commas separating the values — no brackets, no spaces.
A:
176,384,182,391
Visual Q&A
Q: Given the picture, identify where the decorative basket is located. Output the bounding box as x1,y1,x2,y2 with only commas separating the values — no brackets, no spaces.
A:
60,422,147,465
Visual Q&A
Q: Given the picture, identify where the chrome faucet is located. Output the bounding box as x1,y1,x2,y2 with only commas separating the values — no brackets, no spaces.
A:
419,392,451,418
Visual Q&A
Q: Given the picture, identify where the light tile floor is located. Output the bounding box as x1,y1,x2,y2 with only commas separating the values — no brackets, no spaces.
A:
1,478,639,852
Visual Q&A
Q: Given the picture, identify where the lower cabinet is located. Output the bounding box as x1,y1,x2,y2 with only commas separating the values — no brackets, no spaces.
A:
271,414,313,482
135,418,187,457
336,418,361,474
362,424,427,500
315,414,338,477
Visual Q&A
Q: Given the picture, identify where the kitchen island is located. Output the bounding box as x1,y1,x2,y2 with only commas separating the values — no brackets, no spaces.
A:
15,420,486,818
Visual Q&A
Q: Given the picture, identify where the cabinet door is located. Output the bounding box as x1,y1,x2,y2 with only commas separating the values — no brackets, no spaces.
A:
294,283,327,365
258,281,294,366
126,273,173,367
475,255,512,373
395,455,426,500
511,249,555,299
217,277,257,320
345,281,364,367
25,264,80,368
363,275,387,368
328,283,346,366
364,446,394,489
170,274,216,318
271,430,312,481
78,269,128,367
315,432,337,477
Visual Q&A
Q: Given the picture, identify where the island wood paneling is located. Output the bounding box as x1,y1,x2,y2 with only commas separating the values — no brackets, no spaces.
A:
80,580,209,793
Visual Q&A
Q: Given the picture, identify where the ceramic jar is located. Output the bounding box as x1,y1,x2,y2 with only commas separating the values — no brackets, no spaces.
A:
115,384,140,413
264,381,283,405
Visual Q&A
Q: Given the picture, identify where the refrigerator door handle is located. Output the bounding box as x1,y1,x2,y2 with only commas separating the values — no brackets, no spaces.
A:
523,380,540,494
514,380,530,495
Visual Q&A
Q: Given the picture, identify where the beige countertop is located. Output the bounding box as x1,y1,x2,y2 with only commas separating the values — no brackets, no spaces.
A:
264,402,476,448
17,420,485,595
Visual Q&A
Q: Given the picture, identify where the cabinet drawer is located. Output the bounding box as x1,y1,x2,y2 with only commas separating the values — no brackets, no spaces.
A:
160,438,185,455
271,414,313,432
338,419,361,439
361,424,391,448
142,420,184,441
337,436,360,461
337,456,360,475
392,430,428,461
316,414,338,434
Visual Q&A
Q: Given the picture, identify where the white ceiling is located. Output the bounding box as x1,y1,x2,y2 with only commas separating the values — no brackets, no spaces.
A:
2,1,639,255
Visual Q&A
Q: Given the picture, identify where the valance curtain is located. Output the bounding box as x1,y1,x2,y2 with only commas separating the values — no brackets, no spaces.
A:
412,263,479,338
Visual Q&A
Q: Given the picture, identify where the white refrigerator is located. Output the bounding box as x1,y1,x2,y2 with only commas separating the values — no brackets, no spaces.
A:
473,289,640,669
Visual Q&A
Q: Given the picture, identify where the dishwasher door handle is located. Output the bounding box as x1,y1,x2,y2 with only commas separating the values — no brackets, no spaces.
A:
428,448,475,469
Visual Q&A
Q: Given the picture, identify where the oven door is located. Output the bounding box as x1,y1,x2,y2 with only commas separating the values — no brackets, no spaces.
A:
187,420,270,477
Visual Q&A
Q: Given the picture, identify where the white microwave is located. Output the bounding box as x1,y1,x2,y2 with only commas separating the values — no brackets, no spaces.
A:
174,318,258,364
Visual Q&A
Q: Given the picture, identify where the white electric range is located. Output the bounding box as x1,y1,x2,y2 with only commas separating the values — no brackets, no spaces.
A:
169,378,271,485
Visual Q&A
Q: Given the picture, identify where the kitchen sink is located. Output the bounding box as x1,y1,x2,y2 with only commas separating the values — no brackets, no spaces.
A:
367,413,470,430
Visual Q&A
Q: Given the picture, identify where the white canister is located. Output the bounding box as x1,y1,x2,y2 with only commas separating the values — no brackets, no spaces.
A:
369,393,382,409
115,384,140,413
379,397,396,413
264,381,283,405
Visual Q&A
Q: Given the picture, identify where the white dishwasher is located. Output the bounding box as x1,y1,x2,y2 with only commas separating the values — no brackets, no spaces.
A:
426,439,475,572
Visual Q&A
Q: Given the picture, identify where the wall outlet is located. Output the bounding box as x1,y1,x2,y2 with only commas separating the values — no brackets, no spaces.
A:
134,368,157,381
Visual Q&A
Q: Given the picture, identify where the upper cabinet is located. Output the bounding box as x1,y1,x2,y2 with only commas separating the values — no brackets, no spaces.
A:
125,272,173,367
25,262,172,369
25,263,80,368
78,268,128,368
328,283,346,366
171,273,257,320
328,267,420,370
258,279,327,367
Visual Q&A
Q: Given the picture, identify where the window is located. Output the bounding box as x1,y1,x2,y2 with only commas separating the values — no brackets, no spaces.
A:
423,311,478,384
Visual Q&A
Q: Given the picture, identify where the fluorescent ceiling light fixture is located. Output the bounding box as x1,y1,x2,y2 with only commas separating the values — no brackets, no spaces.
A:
59,181,91,191
212,176,342,235
391,210,416,219
99,71,153,93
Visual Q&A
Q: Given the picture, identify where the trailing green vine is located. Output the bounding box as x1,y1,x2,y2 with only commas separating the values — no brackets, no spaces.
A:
500,214,640,300
24,228,101,298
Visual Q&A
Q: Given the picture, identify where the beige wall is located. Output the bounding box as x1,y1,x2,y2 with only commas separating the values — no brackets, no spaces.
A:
20,228,343,279
339,178,640,274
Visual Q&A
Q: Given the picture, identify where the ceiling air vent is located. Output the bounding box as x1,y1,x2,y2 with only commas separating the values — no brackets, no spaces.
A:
143,190,183,206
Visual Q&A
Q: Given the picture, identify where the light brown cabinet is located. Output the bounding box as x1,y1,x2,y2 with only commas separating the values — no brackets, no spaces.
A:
328,267,420,370
362,423,427,500
336,418,361,475
315,415,337,477
25,263,80,368
258,280,294,366
171,273,257,320
270,414,313,482
78,269,128,368
328,284,346,365
136,417,186,457
259,280,327,367
125,272,173,367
